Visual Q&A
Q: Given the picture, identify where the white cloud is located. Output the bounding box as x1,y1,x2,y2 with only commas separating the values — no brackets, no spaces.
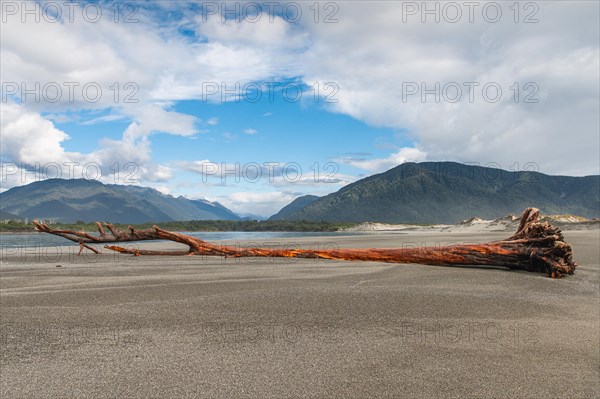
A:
0,103,173,189
80,114,127,125
337,148,428,173
299,1,599,175
0,1,303,149
143,165,174,183
217,191,298,217
1,103,76,166
196,13,307,50
243,128,257,135
120,105,199,139
149,185,172,196
1,0,597,211
0,2,316,195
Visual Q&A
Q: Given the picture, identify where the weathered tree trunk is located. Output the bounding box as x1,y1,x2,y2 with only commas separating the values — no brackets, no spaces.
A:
33,208,577,278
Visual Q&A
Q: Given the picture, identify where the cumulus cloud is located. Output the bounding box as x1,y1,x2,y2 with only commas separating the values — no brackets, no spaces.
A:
336,148,428,173
0,103,172,189
120,105,199,139
1,1,598,215
299,1,599,175
0,2,305,191
196,12,307,49
1,103,77,166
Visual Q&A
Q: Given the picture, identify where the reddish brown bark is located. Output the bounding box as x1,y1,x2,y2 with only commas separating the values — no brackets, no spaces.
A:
34,208,577,278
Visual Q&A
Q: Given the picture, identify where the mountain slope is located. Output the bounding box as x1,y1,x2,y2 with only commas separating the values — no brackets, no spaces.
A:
274,162,600,223
0,209,19,220
0,179,240,223
269,195,320,220
118,185,239,221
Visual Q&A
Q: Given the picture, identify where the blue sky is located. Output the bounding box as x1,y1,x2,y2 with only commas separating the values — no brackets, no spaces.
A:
1,1,598,216
45,84,412,215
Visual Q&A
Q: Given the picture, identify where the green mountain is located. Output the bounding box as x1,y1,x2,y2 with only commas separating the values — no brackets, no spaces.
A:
0,209,19,220
273,162,600,224
0,179,240,223
270,195,320,220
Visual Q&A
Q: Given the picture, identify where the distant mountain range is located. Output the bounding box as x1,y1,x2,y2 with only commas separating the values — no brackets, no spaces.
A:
270,162,600,224
2,162,598,225
0,179,239,223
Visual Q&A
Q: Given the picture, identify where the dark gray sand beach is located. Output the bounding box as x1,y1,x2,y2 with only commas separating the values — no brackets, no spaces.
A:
1,230,599,398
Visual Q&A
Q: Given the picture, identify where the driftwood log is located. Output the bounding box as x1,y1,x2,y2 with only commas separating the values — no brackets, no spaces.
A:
33,208,576,278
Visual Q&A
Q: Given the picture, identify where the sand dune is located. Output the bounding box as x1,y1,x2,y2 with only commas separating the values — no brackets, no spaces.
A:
344,214,599,233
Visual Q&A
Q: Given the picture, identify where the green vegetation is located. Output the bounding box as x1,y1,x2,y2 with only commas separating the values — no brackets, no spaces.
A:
279,162,600,224
0,178,240,224
269,195,319,220
0,219,357,233
0,220,35,233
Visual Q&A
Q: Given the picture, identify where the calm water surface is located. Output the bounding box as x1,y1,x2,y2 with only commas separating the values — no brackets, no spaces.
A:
0,231,365,250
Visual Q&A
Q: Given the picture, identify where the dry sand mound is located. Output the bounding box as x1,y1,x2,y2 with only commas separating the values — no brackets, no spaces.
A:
344,213,598,233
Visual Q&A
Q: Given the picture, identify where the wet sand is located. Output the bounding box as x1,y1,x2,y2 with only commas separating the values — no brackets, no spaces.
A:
1,230,599,398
